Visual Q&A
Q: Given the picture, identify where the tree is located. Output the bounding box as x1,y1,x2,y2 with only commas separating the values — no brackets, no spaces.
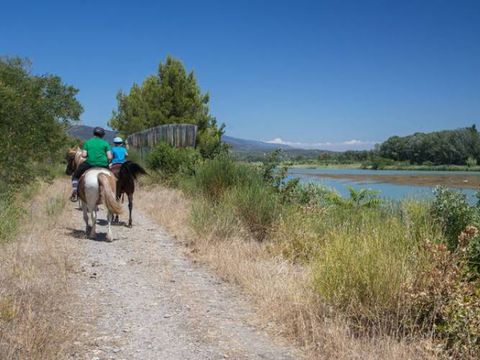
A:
379,126,480,165
0,57,83,189
109,56,224,158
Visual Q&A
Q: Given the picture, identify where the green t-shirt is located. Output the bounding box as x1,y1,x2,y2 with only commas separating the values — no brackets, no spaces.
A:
83,137,111,167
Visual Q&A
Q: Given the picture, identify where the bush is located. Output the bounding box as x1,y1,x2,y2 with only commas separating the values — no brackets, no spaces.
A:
226,184,281,241
431,186,477,250
146,142,200,176
191,156,260,200
312,208,422,325
466,156,477,168
190,197,240,239
289,182,340,207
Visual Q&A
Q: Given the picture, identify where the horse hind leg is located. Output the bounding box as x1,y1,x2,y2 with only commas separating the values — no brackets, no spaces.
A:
127,193,133,228
89,209,97,239
106,211,113,242
83,203,89,236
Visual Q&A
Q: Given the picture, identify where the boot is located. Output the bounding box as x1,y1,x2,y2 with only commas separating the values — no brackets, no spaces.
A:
70,190,78,202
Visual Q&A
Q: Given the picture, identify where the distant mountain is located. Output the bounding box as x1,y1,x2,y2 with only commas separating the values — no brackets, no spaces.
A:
222,135,334,160
67,125,117,144
222,135,292,152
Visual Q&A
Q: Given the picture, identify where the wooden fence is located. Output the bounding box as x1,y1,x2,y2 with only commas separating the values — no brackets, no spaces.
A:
126,124,197,159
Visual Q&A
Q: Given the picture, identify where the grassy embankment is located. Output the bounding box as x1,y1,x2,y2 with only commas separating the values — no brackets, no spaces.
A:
138,146,480,360
0,171,76,359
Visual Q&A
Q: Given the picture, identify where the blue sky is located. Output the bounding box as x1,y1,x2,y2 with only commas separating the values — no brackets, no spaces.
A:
1,0,479,150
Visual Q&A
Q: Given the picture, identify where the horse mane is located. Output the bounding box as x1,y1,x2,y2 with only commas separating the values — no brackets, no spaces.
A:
67,147,81,159
119,161,147,181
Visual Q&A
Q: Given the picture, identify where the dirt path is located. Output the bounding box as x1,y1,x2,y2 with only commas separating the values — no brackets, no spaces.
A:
65,201,300,359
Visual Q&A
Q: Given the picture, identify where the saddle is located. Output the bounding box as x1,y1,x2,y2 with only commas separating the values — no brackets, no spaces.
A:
110,163,122,178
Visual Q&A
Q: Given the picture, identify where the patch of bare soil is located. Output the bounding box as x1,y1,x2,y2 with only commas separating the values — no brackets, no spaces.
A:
65,200,300,359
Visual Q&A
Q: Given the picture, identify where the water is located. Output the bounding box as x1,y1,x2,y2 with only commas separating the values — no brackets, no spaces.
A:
288,167,479,203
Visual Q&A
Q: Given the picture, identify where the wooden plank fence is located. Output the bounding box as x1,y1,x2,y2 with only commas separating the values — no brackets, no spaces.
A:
126,124,197,159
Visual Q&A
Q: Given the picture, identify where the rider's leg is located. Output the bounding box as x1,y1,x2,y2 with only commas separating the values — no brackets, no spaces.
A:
71,163,92,201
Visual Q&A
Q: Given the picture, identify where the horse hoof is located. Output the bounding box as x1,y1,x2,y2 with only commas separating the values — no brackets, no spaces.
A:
106,236,113,242
127,224,132,228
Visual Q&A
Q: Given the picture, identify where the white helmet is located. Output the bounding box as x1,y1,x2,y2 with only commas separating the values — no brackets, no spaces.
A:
113,136,123,144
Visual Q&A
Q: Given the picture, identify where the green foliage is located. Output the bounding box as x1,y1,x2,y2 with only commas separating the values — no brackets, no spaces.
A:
361,156,394,170
431,186,477,250
289,183,340,207
146,142,199,176
467,156,478,168
309,203,432,325
337,187,381,208
226,184,280,241
190,156,260,200
379,125,480,165
109,55,224,157
190,197,240,239
0,194,22,244
0,57,82,191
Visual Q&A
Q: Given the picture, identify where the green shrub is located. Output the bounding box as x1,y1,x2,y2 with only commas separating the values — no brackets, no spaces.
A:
466,156,477,168
311,205,433,327
190,197,240,239
192,156,260,200
146,142,200,176
290,182,340,207
226,184,281,241
431,186,477,250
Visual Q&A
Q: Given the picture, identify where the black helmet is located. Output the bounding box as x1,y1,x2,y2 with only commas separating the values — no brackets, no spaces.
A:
93,127,105,138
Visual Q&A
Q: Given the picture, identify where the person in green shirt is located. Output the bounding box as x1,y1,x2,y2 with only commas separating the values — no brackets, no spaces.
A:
70,127,112,202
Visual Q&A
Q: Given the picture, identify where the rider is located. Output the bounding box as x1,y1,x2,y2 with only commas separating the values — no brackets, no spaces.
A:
70,126,112,202
110,136,128,168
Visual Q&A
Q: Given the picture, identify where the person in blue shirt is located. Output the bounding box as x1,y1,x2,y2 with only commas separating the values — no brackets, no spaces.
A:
110,137,128,167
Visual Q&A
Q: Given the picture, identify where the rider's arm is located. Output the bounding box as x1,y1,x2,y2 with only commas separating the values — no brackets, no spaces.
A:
82,150,87,158
107,150,113,162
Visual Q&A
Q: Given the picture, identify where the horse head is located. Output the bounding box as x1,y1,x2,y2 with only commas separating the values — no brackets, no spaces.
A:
65,148,77,175
65,147,83,175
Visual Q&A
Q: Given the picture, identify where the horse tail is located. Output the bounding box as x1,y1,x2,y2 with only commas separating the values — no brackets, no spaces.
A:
98,173,123,215
120,161,147,181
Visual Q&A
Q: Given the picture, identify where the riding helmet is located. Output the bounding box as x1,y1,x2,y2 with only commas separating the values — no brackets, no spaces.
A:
93,127,106,137
113,136,123,144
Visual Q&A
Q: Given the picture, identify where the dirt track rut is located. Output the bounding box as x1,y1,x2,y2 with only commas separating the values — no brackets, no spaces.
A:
65,200,299,359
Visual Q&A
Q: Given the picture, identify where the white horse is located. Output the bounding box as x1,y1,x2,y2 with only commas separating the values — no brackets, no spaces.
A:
78,168,123,241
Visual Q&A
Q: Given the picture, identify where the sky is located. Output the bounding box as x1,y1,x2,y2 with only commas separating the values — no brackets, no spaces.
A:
1,0,479,151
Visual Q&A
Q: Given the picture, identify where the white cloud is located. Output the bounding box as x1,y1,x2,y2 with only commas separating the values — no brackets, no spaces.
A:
265,138,378,151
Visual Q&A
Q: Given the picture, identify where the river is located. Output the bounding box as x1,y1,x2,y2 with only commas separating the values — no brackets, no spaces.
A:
288,168,480,202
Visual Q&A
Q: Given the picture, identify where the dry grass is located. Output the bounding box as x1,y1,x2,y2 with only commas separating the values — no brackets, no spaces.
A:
0,179,76,360
137,184,437,360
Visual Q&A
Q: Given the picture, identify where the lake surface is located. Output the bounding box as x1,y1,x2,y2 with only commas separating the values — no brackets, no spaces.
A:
288,168,480,202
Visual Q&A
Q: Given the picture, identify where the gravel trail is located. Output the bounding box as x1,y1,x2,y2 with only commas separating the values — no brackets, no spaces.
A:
66,202,300,360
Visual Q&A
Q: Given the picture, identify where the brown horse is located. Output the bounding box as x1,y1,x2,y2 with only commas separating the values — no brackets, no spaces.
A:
110,161,147,227
65,147,84,176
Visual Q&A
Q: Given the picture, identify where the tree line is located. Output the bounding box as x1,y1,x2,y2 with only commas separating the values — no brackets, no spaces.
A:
378,126,480,165
304,126,480,166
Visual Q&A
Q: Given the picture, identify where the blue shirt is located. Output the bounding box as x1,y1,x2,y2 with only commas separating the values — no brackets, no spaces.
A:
111,146,127,165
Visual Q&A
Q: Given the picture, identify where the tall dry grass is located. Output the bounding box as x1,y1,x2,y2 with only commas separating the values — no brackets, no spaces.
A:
136,185,436,359
0,179,76,360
